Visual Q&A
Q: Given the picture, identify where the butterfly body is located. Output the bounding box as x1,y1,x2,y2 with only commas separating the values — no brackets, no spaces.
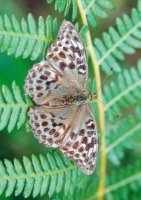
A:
24,21,98,175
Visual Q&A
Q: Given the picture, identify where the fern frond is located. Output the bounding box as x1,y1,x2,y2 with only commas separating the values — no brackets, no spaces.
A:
54,165,99,200
47,0,114,27
47,0,78,21
0,151,83,198
103,61,141,122
95,1,141,73
82,0,114,28
0,14,58,60
0,81,32,132
88,161,141,200
104,161,141,200
106,106,141,166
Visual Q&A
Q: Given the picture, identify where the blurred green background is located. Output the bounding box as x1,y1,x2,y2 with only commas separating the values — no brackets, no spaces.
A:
0,0,139,200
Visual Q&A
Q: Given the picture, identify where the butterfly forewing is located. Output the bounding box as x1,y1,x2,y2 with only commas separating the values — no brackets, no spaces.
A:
24,61,76,105
46,21,88,92
24,21,98,175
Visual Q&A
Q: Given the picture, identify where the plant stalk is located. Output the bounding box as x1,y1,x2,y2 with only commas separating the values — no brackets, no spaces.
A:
77,1,106,200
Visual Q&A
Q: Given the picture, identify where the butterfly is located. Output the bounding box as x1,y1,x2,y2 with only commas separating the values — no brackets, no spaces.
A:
24,21,98,175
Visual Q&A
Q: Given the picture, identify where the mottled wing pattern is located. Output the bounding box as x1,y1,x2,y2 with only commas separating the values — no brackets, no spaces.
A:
60,104,98,175
24,61,76,105
24,21,98,175
28,105,79,148
46,21,88,92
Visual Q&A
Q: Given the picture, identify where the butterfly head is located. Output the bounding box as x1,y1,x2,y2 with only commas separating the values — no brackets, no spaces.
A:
87,93,97,101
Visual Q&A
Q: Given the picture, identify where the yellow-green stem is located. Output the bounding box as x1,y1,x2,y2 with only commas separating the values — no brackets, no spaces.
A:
77,1,106,200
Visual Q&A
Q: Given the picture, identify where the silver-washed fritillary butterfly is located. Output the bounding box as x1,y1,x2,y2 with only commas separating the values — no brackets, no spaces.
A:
24,21,98,175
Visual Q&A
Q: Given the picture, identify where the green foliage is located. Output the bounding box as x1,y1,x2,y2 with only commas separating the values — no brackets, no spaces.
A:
82,0,115,28
0,14,58,60
47,0,115,27
103,61,141,121
47,0,78,21
0,151,84,198
0,81,32,133
0,0,141,200
107,106,141,166
105,160,141,200
0,13,88,61
95,0,141,73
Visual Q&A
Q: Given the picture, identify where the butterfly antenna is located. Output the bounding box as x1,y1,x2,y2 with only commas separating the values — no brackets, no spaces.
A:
94,67,114,94
94,97,120,119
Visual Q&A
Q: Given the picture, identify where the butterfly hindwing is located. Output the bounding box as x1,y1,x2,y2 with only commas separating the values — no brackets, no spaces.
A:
60,104,98,175
28,105,79,148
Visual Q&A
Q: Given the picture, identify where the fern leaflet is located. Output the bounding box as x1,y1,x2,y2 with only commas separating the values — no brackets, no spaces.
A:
103,61,141,122
95,0,141,73
106,106,141,166
47,0,115,27
0,81,32,132
87,161,141,200
0,14,58,60
0,151,84,198
104,161,141,200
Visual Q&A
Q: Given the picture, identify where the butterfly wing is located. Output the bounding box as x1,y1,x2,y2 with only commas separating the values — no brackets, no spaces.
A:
24,61,76,105
28,105,80,148
46,21,88,92
24,21,88,105
24,20,97,175
28,103,98,174
60,104,98,175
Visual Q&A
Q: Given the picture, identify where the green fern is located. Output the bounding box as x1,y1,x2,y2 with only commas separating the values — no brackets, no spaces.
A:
47,0,78,21
95,0,141,73
103,61,141,121
81,0,115,28
0,14,58,60
47,0,115,27
104,161,141,200
0,81,32,132
0,1,141,200
0,13,88,61
0,151,84,198
106,106,141,166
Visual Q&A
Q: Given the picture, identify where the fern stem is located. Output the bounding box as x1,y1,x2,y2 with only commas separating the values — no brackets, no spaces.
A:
0,31,52,43
78,1,106,200
98,20,141,65
105,79,141,110
104,172,141,194
106,122,141,153
0,164,77,181
88,171,141,199
0,103,32,108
